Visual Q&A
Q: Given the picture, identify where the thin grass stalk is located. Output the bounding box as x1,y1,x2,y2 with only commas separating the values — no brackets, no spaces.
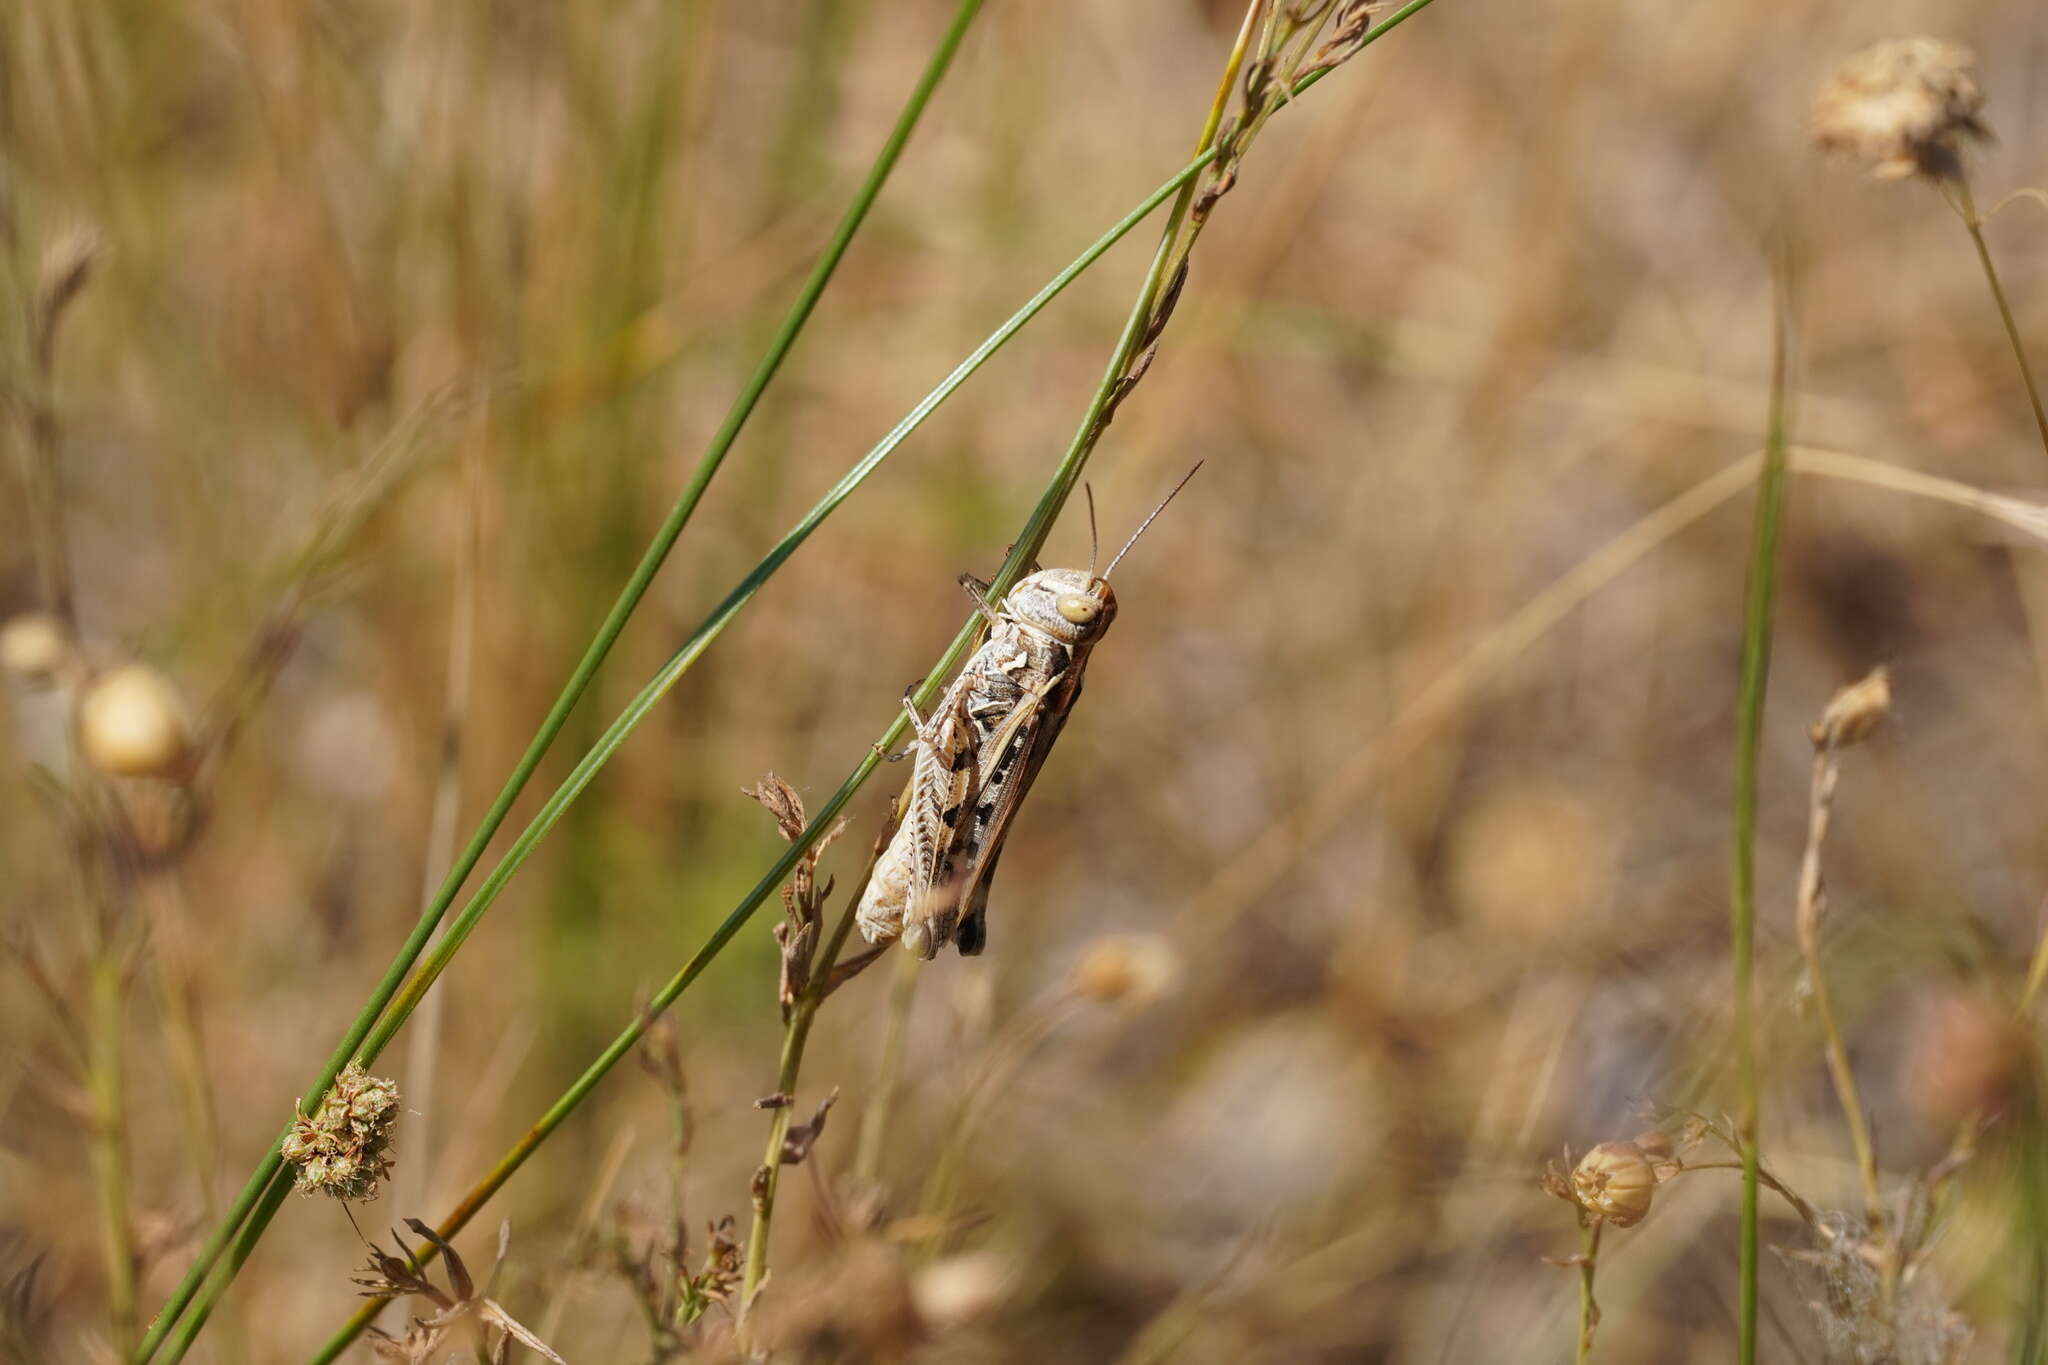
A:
977,0,1441,592
852,949,921,1186
136,875,219,1219
1794,743,1885,1236
915,995,1085,1258
132,5,989,1356
1949,177,2048,461
89,947,136,1356
1731,262,1795,1365
747,1,1263,1294
2018,1084,2048,1364
1575,1214,1603,1365
303,132,1224,1365
350,152,1226,1069
2022,900,2048,1014
737,1004,823,1325
736,892,868,1323
17,228,94,628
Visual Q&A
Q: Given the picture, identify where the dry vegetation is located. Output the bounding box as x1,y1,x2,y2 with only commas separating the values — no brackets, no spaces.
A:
5,1,2048,1361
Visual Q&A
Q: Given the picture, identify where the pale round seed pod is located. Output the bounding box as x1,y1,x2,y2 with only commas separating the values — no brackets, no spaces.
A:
1072,933,1181,1007
1573,1141,1658,1227
77,663,194,779
910,1251,1011,1331
0,613,73,683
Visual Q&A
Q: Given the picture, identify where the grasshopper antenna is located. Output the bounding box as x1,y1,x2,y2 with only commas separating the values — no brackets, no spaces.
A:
1085,484,1100,578
1104,460,1203,579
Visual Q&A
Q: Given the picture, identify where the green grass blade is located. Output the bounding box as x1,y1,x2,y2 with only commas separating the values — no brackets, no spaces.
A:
1732,261,1794,1365
305,136,1219,1365
133,3,989,1357
294,5,1448,1354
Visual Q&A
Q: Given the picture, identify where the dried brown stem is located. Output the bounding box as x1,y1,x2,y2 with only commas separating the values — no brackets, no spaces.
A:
1795,739,1886,1239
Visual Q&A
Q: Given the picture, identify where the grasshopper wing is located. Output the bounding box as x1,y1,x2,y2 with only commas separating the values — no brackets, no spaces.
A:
946,669,1081,956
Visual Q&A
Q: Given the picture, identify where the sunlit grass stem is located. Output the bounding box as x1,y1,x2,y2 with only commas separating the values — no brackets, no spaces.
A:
1948,176,2048,462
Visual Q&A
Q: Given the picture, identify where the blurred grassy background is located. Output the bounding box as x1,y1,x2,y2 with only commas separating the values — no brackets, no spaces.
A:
5,0,2048,1360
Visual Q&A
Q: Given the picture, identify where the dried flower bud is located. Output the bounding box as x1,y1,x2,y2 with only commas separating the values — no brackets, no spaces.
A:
77,663,193,779
1071,933,1180,1007
1,613,75,684
1572,1141,1657,1227
1810,667,1891,749
283,1062,400,1201
1812,38,1989,183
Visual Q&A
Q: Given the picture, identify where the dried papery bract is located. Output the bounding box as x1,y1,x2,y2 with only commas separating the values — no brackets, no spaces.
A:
1631,1129,1676,1172
1812,38,1989,183
744,772,855,1017
356,1218,564,1364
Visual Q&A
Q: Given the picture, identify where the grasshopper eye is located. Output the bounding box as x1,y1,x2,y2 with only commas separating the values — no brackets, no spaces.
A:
1057,593,1100,625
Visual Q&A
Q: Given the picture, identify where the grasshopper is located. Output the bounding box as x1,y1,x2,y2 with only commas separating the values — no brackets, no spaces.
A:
856,466,1199,959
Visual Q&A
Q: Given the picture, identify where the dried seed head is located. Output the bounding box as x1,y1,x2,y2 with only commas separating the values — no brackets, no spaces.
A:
1810,667,1892,749
1812,38,1989,183
76,663,193,780
1071,933,1180,1007
0,613,74,684
1572,1141,1658,1227
283,1062,400,1201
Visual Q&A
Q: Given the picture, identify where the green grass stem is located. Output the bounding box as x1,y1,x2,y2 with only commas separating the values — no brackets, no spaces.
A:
1731,260,1794,1365
300,127,1223,1365
300,1,1457,1351
133,3,988,1356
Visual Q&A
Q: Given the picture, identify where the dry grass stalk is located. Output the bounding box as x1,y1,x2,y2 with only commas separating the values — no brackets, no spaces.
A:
1794,669,1891,1238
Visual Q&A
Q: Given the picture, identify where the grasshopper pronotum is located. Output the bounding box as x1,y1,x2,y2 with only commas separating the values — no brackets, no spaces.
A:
856,466,1200,959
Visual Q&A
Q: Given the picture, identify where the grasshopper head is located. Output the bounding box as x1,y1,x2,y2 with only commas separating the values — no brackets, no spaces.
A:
1006,567,1118,645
